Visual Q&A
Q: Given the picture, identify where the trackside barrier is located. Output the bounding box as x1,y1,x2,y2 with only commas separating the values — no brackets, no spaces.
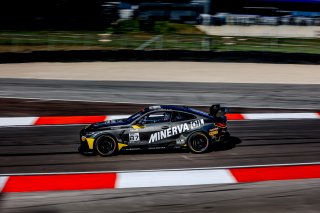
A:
0,164,320,193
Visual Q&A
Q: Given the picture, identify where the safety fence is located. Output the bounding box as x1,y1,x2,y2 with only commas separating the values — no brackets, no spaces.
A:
0,32,319,54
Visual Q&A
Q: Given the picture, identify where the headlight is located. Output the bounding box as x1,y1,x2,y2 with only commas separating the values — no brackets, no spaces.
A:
81,136,86,141
85,132,96,138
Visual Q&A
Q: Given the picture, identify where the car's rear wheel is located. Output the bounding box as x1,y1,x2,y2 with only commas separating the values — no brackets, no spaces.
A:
95,135,118,156
187,132,210,153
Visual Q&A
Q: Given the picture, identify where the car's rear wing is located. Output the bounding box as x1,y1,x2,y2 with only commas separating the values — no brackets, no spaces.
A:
209,104,228,117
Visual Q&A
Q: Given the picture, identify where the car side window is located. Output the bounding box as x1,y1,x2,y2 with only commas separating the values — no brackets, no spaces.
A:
171,111,196,122
139,111,171,125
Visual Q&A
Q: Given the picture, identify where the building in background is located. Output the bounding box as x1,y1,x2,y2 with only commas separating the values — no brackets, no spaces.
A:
138,2,204,24
211,0,320,14
200,0,320,26
0,0,319,30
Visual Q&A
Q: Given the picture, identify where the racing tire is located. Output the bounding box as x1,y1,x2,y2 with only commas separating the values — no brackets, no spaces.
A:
187,132,210,154
95,135,118,157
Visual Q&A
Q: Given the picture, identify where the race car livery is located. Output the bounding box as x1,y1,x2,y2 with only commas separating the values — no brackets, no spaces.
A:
79,104,230,156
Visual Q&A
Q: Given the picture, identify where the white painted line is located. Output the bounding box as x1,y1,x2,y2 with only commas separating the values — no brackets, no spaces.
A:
2,162,320,176
243,113,319,120
0,117,37,126
116,169,236,188
0,176,9,192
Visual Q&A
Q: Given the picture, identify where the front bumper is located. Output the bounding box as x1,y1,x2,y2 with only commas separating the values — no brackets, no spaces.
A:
79,130,95,154
78,140,95,155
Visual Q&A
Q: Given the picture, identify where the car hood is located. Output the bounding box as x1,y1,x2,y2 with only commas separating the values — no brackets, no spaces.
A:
87,119,130,130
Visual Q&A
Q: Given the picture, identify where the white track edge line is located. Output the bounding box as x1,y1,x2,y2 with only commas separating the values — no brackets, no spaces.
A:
243,113,319,120
0,176,9,192
116,169,236,188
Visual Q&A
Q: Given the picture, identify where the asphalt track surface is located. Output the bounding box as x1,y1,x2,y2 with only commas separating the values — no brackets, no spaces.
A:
1,119,319,174
0,78,320,109
0,119,320,212
0,78,319,212
1,119,320,212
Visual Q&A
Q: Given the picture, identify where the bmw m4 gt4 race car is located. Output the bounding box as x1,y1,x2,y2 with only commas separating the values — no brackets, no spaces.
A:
79,104,230,156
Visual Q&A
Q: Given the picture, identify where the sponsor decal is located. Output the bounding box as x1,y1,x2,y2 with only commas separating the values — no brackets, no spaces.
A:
129,132,140,142
149,119,204,143
176,138,185,144
209,128,219,137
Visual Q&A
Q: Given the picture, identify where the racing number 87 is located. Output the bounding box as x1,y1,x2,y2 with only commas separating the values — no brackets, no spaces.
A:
129,133,140,142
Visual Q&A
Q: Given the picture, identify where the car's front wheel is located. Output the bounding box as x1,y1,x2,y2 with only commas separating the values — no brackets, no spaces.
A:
95,135,118,156
187,132,210,154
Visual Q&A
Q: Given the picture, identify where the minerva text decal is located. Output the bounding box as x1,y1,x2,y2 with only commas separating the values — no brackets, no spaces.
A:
149,119,205,143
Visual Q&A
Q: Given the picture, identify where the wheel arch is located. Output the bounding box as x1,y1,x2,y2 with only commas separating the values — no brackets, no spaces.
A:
94,133,119,156
93,133,117,148
186,129,210,142
186,130,211,153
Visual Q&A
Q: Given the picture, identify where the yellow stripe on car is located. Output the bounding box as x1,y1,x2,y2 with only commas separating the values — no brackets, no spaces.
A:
132,124,144,129
118,143,128,151
86,138,95,150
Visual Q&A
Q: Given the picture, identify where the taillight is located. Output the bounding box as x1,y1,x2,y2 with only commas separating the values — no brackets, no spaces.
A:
214,122,227,128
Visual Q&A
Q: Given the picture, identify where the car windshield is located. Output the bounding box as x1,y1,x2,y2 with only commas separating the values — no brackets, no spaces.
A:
126,109,148,123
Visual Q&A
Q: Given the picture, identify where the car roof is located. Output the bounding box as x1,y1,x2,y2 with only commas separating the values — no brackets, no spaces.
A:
146,105,212,119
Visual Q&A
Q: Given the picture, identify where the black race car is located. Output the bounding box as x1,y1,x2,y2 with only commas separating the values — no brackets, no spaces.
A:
79,104,230,156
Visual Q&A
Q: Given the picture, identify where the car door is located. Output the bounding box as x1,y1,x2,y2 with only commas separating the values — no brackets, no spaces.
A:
169,111,198,143
122,111,172,146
